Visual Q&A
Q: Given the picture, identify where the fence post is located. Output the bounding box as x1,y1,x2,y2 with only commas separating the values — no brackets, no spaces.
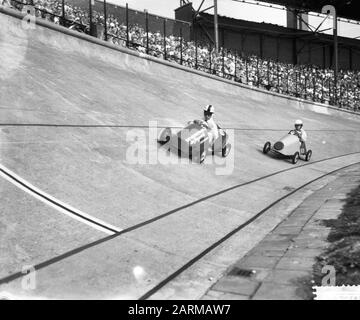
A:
339,84,342,107
126,3,129,47
180,28,183,65
256,57,260,87
277,64,280,93
195,36,198,69
329,77,332,105
61,0,65,25
313,76,316,102
344,82,348,109
245,56,249,84
163,19,167,60
321,77,324,103
145,11,149,54
304,75,307,100
209,45,212,74
222,48,225,78
103,0,107,41
286,66,289,94
234,50,237,81
295,71,298,96
89,0,93,36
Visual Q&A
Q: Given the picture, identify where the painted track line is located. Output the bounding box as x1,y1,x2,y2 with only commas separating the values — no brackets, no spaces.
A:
0,164,121,235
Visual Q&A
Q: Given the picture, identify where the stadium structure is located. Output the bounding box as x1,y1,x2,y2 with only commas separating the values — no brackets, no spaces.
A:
176,0,360,70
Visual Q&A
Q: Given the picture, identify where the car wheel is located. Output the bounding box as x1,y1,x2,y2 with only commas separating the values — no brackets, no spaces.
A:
200,153,206,164
158,128,171,144
222,144,231,157
292,152,300,164
263,142,271,154
305,150,312,162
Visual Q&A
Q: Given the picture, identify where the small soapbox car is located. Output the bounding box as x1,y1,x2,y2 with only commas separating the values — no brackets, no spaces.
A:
263,130,312,164
157,120,231,163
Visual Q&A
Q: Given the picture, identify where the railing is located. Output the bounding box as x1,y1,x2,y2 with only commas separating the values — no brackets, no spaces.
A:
4,0,360,112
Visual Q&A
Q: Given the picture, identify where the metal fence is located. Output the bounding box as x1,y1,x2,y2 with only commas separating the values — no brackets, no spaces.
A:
6,0,360,112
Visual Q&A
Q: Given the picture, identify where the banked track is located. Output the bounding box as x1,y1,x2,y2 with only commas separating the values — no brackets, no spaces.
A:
0,7,360,298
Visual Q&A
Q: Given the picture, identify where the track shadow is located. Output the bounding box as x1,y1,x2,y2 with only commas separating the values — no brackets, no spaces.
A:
256,148,293,164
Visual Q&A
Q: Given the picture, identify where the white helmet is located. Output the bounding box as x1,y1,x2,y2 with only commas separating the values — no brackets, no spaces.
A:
203,104,215,114
295,119,303,128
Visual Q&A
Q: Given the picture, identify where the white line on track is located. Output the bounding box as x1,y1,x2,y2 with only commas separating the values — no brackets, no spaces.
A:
0,163,122,235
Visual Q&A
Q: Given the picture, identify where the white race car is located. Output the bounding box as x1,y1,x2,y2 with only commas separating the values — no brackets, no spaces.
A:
263,131,312,164
158,120,231,163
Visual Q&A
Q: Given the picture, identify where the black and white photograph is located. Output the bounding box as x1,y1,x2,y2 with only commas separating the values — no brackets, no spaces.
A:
0,0,360,303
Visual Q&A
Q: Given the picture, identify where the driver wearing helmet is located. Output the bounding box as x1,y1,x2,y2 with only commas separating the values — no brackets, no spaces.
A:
293,119,307,154
201,105,219,145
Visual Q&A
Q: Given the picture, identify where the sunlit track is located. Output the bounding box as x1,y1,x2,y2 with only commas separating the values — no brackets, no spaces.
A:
0,123,359,132
0,151,359,287
139,161,360,300
0,164,122,235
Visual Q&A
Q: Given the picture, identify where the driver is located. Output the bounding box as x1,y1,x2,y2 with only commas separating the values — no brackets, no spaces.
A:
293,119,307,154
201,105,219,145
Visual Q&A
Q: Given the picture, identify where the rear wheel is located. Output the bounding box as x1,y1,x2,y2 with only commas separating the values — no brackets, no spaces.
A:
263,142,271,154
292,152,300,164
158,128,171,145
200,151,206,164
305,150,312,162
222,144,231,157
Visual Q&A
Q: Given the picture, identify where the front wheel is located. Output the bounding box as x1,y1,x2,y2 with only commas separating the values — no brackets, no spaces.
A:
263,142,271,154
292,152,300,164
222,144,231,157
200,151,206,164
305,150,312,162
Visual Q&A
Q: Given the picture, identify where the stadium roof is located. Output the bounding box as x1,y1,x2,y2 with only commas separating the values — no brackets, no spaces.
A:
258,0,359,21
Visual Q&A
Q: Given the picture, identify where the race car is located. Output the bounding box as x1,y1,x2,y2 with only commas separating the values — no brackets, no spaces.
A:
262,130,312,164
157,120,231,163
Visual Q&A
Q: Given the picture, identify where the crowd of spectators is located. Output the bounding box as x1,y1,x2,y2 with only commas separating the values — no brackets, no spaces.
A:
3,0,360,112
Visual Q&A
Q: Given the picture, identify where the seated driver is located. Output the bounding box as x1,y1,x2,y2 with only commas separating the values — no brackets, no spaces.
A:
292,119,307,154
201,105,219,145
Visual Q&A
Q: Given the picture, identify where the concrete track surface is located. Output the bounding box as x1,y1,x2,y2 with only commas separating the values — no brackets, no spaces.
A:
0,9,359,299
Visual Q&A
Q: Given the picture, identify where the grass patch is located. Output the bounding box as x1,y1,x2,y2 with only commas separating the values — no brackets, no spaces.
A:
312,183,360,287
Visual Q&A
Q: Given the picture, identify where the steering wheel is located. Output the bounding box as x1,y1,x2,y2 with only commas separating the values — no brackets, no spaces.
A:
200,121,209,129
194,120,209,129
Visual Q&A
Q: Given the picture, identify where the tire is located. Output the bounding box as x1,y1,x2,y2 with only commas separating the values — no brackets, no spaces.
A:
200,151,206,164
292,152,300,164
263,142,271,154
305,150,312,162
222,143,231,157
158,128,171,145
